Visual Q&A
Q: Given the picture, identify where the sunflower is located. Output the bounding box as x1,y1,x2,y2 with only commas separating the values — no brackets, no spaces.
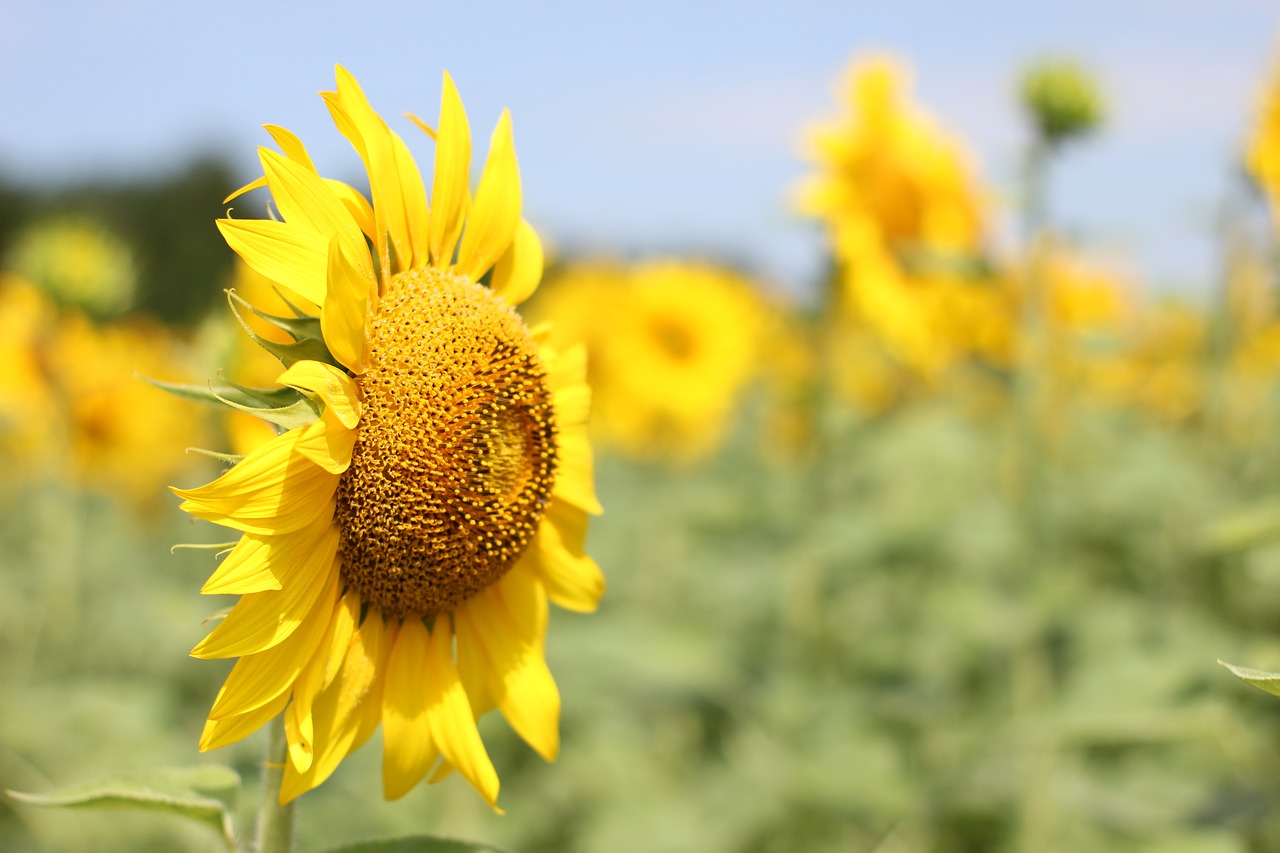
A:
171,67,604,807
797,55,985,257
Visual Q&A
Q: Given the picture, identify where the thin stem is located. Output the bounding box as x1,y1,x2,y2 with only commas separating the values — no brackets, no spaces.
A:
254,716,294,853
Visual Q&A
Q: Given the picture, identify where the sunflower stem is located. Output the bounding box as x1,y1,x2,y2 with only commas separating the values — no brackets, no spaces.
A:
253,716,294,853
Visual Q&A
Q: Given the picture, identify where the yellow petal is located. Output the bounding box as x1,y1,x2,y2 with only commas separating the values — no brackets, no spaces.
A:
456,109,521,281
489,220,542,306
200,691,289,752
531,500,606,613
191,518,339,659
429,71,471,266
224,176,267,205
324,179,376,241
351,616,395,754
551,429,602,516
321,235,372,374
216,218,328,306
293,412,356,474
424,619,500,808
456,585,560,761
200,534,282,596
263,124,316,171
276,360,363,428
285,591,357,774
381,618,439,800
280,603,388,803
390,128,430,270
325,66,423,277
207,566,341,719
172,428,340,536
260,147,373,283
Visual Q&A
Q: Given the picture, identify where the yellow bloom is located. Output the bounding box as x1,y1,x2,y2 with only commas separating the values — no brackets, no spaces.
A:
531,259,764,461
798,55,985,255
831,217,1009,380
0,273,204,510
51,312,208,510
172,67,604,806
1248,44,1280,227
0,274,59,473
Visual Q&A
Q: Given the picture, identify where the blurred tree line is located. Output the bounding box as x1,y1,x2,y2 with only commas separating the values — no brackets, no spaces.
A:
0,158,238,326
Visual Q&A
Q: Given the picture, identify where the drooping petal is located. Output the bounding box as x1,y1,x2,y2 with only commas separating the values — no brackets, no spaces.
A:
207,565,341,719
285,590,358,774
172,428,339,536
321,235,373,374
216,218,328,306
456,109,521,281
200,534,282,596
429,71,471,266
456,583,560,761
530,499,606,613
191,518,339,659
424,619,500,808
381,618,439,800
280,603,388,803
489,219,542,306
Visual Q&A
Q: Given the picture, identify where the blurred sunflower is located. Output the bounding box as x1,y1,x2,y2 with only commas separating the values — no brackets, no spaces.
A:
532,260,764,461
51,312,207,510
172,67,604,806
6,216,138,318
797,55,985,256
1248,43,1280,227
0,274,59,473
798,56,1000,383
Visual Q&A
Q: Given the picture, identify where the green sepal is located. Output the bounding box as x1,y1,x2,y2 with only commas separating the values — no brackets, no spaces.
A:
316,836,517,853
226,289,342,370
6,765,240,850
203,605,233,627
146,377,321,432
185,447,245,465
170,541,239,554
1219,660,1280,698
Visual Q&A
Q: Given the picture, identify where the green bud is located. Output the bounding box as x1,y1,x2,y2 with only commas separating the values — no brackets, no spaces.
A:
1019,59,1105,146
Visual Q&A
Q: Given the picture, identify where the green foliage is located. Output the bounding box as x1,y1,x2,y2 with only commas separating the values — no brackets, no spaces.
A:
6,393,1280,852
7,766,240,849
318,838,515,853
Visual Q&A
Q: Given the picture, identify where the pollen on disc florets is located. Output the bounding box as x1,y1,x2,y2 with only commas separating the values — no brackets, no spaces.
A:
334,268,557,619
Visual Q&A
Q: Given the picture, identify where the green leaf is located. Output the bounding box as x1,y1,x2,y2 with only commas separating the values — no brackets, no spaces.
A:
1218,660,1280,698
6,765,240,849
317,836,518,853
145,376,321,431
226,288,341,369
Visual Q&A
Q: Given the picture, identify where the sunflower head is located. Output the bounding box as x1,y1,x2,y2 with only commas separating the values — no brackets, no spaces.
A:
169,66,603,808
531,259,764,461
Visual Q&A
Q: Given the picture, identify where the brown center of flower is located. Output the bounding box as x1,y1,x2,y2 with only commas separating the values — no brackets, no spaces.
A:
333,269,557,619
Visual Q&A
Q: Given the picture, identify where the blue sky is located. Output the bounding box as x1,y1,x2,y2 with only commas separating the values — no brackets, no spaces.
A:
2,1,1277,296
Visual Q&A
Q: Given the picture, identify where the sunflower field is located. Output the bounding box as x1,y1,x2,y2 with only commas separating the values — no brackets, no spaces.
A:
8,12,1280,853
